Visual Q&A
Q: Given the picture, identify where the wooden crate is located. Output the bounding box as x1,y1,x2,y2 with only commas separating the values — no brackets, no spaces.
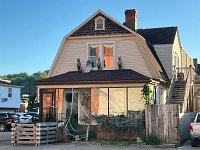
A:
11,122,58,146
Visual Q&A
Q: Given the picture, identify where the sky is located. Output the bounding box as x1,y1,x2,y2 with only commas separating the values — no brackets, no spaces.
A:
0,0,200,76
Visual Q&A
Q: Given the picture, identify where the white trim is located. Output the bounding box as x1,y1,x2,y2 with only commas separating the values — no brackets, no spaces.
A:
94,16,105,30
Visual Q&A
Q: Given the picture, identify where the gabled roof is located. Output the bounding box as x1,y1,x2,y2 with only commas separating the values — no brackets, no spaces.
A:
70,12,132,37
137,27,178,44
67,10,136,38
48,10,170,82
36,69,151,85
0,80,12,85
145,41,169,81
0,80,22,88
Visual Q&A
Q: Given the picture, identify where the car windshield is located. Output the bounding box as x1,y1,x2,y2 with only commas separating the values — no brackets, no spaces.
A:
24,114,32,117
9,115,18,119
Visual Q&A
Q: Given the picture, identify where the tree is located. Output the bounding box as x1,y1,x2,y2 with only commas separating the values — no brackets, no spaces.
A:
141,84,152,105
27,94,36,112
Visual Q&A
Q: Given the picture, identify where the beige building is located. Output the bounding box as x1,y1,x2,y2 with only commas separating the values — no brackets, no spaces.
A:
35,9,195,123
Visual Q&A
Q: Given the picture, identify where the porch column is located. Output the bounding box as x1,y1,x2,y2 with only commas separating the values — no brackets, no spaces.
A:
39,89,44,122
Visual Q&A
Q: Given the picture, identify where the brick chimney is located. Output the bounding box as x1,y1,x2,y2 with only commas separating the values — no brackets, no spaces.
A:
124,9,138,31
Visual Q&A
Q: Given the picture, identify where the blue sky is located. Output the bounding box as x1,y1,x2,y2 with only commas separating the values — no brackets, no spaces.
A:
0,0,200,75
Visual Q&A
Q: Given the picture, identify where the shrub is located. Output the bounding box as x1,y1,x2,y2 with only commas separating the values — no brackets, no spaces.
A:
144,134,161,145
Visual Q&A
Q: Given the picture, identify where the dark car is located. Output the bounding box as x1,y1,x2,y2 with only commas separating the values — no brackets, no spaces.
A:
28,112,39,123
0,113,19,131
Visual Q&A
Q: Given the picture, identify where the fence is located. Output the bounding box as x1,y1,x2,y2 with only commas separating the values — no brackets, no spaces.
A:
145,104,196,144
11,122,58,146
145,104,180,144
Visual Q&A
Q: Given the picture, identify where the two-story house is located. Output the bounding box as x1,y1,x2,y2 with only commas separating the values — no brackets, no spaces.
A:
0,80,21,113
35,9,194,123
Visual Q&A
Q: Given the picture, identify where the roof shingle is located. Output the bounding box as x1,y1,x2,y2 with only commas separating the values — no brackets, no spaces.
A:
35,69,151,85
137,27,178,44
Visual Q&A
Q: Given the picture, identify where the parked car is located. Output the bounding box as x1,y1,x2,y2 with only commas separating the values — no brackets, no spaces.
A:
190,112,200,147
28,112,39,123
16,113,32,124
0,113,19,131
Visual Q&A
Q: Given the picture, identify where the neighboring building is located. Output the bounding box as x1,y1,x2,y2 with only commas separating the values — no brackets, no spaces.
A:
0,80,21,113
19,98,29,112
35,9,194,123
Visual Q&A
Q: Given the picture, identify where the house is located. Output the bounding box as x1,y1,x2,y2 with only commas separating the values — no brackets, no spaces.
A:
35,9,195,124
0,80,21,113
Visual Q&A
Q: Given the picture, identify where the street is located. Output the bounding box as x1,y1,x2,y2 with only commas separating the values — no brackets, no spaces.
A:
0,132,199,150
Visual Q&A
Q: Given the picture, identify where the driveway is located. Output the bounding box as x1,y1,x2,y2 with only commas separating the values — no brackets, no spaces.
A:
0,131,11,142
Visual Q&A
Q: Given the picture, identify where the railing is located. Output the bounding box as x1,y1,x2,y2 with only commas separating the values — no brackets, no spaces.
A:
167,72,176,103
181,65,194,113
40,113,68,122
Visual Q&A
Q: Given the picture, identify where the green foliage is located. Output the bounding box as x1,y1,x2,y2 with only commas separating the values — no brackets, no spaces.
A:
144,134,161,145
92,115,145,134
27,94,36,111
141,84,152,105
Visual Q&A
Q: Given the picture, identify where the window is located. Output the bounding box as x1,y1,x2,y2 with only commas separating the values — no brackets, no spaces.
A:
91,88,108,115
109,88,126,115
8,88,12,97
89,44,99,67
95,16,105,30
103,44,114,68
88,42,114,69
90,87,145,116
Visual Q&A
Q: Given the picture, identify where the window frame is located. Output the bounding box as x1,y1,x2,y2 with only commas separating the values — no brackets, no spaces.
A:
8,87,12,97
94,16,105,30
86,41,116,70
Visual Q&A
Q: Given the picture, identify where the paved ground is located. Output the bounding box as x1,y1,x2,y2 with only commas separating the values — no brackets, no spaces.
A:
0,132,199,150
0,131,11,142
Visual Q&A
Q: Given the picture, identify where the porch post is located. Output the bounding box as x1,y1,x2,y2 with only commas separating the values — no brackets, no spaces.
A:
39,89,43,122
108,88,109,116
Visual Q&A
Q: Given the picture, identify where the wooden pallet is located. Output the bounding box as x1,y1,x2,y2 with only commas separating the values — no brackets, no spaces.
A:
11,122,58,146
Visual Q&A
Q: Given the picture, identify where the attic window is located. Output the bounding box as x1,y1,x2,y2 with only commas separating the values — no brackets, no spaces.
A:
95,16,105,30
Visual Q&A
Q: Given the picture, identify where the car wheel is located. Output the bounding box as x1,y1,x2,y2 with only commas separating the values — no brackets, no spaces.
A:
0,123,6,132
191,139,198,147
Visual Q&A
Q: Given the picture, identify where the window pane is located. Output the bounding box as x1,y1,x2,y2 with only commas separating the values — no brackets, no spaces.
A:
128,88,144,112
89,45,99,67
90,57,97,68
91,88,108,115
109,88,126,116
104,44,114,68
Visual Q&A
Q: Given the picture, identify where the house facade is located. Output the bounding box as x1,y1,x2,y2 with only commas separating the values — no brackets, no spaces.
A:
0,80,21,113
35,9,194,123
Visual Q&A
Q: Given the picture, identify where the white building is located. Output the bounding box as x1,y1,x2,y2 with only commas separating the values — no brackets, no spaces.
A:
0,80,21,113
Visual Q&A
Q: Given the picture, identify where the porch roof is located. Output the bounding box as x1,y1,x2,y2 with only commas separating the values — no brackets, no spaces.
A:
35,69,151,85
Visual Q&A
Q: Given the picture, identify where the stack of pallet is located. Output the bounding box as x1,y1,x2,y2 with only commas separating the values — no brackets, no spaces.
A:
11,122,58,146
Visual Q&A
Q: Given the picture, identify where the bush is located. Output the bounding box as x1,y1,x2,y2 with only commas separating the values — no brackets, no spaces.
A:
144,134,161,145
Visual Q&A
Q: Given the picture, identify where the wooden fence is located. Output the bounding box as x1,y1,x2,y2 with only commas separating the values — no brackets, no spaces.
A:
11,122,58,146
145,104,180,144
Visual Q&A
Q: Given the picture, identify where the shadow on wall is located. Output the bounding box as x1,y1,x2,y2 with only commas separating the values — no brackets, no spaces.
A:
179,112,196,143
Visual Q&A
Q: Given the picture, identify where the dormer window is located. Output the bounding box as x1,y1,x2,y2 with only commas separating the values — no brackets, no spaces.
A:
95,16,105,30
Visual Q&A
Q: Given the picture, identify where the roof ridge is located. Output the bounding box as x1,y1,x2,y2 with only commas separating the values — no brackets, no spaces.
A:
137,26,178,30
